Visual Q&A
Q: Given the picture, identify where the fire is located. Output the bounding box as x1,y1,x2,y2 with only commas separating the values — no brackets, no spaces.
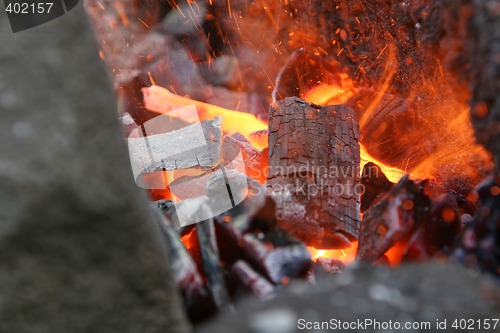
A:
143,71,490,266
181,229,196,250
308,242,358,264
136,8,492,268
143,85,268,150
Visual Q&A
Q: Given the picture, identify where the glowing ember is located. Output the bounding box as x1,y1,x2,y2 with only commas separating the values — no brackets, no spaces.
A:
181,228,197,250
142,73,491,266
308,242,358,265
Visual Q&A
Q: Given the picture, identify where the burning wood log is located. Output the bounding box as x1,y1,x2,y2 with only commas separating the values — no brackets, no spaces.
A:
356,175,429,263
267,97,361,249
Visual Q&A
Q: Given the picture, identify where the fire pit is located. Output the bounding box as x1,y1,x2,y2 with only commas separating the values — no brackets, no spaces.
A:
82,0,500,329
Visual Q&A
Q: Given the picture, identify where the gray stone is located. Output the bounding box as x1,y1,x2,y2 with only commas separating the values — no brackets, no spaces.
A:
196,262,500,333
0,5,189,333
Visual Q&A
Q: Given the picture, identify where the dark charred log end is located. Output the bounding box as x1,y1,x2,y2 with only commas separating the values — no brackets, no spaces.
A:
361,162,394,212
268,97,361,250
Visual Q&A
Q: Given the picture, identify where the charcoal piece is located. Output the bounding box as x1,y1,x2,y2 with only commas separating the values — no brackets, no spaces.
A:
216,221,312,285
127,117,221,176
361,162,394,212
152,199,177,220
422,193,462,250
197,219,232,313
267,97,361,249
220,133,268,184
404,193,461,261
418,179,478,216
272,49,344,101
229,260,275,299
152,210,206,308
356,175,429,263
242,232,311,284
455,176,500,277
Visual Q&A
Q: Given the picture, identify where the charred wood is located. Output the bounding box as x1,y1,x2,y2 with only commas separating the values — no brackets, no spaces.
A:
404,193,462,261
152,210,211,319
197,218,232,313
220,133,269,184
267,97,361,249
217,222,311,285
356,175,429,263
361,162,394,212
455,176,500,278
127,117,221,175
229,260,275,299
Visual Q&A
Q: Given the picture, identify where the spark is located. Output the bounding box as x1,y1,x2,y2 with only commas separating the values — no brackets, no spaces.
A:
138,18,150,29
376,43,390,60
147,72,156,86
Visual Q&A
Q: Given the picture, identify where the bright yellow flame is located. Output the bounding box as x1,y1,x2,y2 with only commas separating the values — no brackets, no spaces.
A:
143,85,268,150
308,241,358,264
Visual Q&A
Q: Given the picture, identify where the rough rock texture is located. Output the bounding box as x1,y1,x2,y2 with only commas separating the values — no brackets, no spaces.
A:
196,262,500,333
0,6,189,333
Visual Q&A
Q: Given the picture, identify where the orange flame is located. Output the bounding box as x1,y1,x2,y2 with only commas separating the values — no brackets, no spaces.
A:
308,241,358,265
142,85,268,150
